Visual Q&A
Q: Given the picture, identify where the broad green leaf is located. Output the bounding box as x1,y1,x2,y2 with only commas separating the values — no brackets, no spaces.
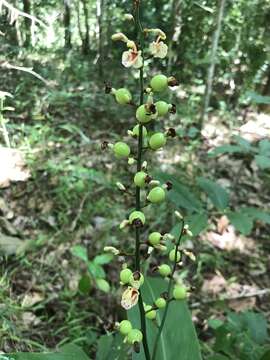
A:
241,207,270,224
227,211,254,235
93,253,113,265
185,212,208,236
244,91,270,105
78,274,92,294
207,356,229,360
234,135,253,152
197,177,229,210
259,139,270,157
96,333,129,360
88,262,105,278
208,144,243,157
242,312,268,344
96,278,110,293
260,349,270,360
5,344,89,360
155,172,203,212
71,245,88,262
255,155,270,169
128,277,202,360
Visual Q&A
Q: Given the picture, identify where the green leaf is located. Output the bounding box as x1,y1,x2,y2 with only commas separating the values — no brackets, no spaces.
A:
96,278,110,293
208,144,243,157
88,262,105,278
227,211,254,235
93,254,113,265
241,207,270,224
5,344,89,360
206,356,229,360
244,91,270,105
96,333,129,360
260,349,270,360
242,312,268,344
259,139,270,157
155,172,203,212
197,177,229,210
128,277,202,360
71,245,88,262
185,212,208,236
78,274,92,294
255,155,270,169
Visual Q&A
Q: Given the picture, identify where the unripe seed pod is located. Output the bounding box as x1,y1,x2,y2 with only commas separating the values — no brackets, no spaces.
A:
155,297,166,308
134,171,147,188
119,320,132,335
120,268,133,284
114,142,130,158
147,186,166,203
132,124,147,137
148,232,162,246
115,88,132,105
145,305,156,320
136,105,152,123
129,271,144,289
150,74,168,93
158,264,171,277
169,248,181,262
127,329,143,344
173,285,187,300
149,133,167,150
129,211,145,225
155,101,169,117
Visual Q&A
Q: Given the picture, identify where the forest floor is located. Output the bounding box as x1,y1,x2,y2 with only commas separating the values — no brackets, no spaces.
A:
1,108,270,356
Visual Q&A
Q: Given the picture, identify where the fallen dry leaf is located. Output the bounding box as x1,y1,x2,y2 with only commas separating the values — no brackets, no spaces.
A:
21,292,44,308
203,225,255,253
217,215,230,234
237,113,270,142
0,147,30,188
202,274,227,295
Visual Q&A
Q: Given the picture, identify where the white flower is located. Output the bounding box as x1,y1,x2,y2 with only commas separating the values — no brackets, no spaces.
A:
149,41,168,59
122,49,143,69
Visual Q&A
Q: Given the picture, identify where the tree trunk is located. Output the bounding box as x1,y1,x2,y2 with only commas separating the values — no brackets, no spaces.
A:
96,0,104,77
81,0,90,55
200,0,226,126
64,0,72,49
22,0,31,47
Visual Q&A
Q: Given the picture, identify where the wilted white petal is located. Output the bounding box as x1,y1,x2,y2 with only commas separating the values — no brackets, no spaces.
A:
122,49,143,69
149,41,168,59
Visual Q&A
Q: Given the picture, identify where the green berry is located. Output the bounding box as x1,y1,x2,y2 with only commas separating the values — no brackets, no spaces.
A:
129,211,145,225
114,142,130,158
115,88,132,105
158,264,171,277
132,124,147,137
136,105,152,123
145,305,156,320
127,329,143,344
155,297,166,309
173,285,187,300
120,268,133,284
149,133,167,150
150,75,168,93
169,248,181,262
148,232,162,246
119,320,132,335
134,171,147,188
155,101,169,116
147,187,166,203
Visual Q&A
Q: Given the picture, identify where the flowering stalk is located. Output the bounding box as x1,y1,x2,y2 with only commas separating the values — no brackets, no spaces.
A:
103,0,191,357
133,2,151,359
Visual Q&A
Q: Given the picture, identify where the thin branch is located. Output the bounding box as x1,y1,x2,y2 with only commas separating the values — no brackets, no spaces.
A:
190,288,270,309
0,61,50,86
0,0,47,28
